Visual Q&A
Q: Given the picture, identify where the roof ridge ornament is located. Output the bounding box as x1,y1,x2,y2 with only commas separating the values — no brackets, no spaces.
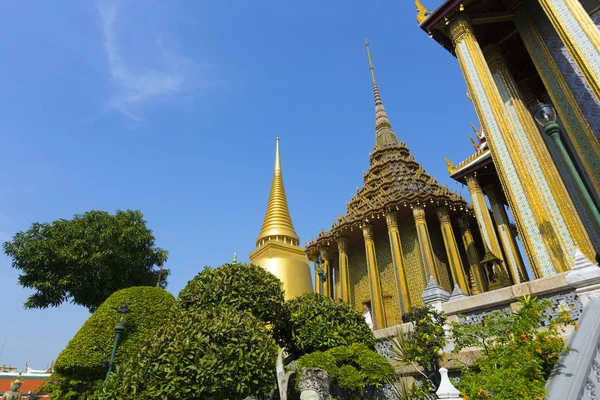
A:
416,0,430,24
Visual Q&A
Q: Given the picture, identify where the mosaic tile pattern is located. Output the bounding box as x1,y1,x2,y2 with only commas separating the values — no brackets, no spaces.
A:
374,226,403,326
516,9,600,246
399,219,425,307
550,0,600,81
534,5,600,140
494,73,576,261
459,40,555,276
347,236,370,315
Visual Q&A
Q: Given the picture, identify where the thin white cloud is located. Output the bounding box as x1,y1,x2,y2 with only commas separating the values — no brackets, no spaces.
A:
97,1,185,121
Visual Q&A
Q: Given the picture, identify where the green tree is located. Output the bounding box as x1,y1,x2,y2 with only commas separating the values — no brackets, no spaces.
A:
450,296,576,400
390,307,447,390
178,263,284,324
273,292,376,357
92,307,278,400
47,286,176,399
3,210,169,312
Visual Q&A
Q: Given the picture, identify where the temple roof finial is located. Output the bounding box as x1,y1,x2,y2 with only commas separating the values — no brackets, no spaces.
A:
364,40,398,147
416,0,430,24
256,138,300,246
232,252,237,263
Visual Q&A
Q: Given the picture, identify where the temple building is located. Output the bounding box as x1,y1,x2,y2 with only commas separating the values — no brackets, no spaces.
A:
305,43,490,330
417,0,600,279
249,138,314,300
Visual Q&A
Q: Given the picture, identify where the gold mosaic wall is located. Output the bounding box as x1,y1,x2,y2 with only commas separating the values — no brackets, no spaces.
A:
373,223,402,326
347,235,370,315
399,217,425,308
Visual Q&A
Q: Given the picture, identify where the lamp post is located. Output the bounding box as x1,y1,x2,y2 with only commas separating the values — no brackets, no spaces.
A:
533,102,600,230
315,256,327,295
105,301,130,380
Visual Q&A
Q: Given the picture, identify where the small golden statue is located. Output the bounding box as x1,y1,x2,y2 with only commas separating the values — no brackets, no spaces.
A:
2,374,23,400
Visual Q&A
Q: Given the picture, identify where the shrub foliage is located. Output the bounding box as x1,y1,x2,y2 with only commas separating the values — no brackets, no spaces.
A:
273,292,375,357
451,296,576,400
48,286,176,399
295,343,394,394
92,307,279,400
178,263,284,324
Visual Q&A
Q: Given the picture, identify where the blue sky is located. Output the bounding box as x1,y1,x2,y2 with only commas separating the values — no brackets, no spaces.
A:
0,0,479,368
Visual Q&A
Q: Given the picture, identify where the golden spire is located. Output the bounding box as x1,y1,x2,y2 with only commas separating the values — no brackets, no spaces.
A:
256,138,300,245
365,40,398,147
416,0,430,24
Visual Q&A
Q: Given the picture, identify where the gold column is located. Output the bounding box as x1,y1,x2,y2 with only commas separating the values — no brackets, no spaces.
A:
412,206,439,282
336,237,351,303
362,224,386,330
483,185,528,283
484,45,596,267
457,215,486,294
385,212,411,313
465,174,504,260
436,207,470,294
319,247,331,298
536,0,600,104
448,15,557,278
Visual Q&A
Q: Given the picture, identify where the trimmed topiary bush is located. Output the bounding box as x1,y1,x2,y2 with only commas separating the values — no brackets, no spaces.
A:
273,292,376,357
295,343,394,395
178,263,284,324
47,286,176,399
92,306,279,400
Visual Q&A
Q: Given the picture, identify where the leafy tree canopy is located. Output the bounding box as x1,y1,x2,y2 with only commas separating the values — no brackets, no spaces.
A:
178,263,284,324
451,296,576,400
391,306,447,390
92,306,278,400
48,286,176,399
273,292,376,357
3,209,169,312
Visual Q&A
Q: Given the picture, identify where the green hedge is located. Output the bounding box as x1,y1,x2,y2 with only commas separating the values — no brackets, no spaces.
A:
92,307,278,400
48,286,175,399
273,292,376,356
178,263,284,324
296,343,394,393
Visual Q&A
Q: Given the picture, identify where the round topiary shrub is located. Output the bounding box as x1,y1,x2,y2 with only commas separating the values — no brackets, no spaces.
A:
273,292,376,357
178,263,284,324
92,306,279,400
48,286,176,399
295,343,394,395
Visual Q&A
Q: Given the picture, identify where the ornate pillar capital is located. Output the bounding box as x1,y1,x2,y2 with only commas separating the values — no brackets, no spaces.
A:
436,206,452,224
319,247,329,259
385,211,399,230
362,223,374,240
448,14,474,47
464,173,481,192
336,236,348,252
412,205,426,222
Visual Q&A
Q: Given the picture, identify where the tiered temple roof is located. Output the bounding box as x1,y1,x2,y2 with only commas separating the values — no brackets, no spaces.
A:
306,42,469,251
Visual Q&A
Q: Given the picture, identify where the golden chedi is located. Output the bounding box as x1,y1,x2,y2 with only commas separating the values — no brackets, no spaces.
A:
249,138,313,300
